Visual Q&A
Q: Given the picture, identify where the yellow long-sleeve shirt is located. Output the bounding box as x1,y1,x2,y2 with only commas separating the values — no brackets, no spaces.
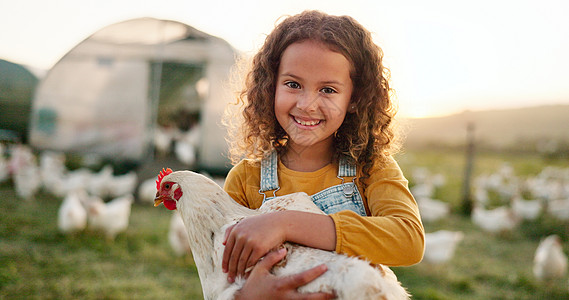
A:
223,155,425,266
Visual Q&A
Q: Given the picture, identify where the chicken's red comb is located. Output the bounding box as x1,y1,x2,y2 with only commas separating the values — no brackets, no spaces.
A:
156,168,173,190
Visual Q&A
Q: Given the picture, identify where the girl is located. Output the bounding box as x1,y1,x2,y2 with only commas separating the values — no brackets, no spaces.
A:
222,10,424,298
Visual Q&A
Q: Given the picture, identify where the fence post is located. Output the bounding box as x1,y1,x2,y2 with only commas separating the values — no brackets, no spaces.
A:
461,122,475,216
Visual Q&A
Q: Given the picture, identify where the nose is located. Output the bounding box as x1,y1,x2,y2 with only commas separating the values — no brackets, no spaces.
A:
296,91,319,112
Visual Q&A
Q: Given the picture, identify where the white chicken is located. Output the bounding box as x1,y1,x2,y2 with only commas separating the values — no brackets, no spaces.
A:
471,205,520,234
8,144,35,176
511,196,543,221
411,183,435,199
12,159,41,201
9,144,41,200
51,168,93,198
547,198,569,221
87,165,114,198
57,189,88,234
533,234,568,281
153,125,179,157
174,126,200,166
87,194,134,240
422,230,464,264
168,210,192,256
39,151,67,194
416,197,450,223
106,171,138,198
137,176,159,204
154,169,409,300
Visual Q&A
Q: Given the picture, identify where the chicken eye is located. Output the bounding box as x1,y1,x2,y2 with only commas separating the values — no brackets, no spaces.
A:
164,183,171,189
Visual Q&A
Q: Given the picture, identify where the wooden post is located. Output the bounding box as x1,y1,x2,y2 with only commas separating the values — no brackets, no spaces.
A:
461,122,475,216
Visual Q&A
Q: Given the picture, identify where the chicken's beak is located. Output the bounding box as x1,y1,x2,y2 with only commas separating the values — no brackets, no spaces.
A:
154,191,164,207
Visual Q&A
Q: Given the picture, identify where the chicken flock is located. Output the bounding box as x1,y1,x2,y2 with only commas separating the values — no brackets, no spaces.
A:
1,144,137,240
2,142,568,294
411,163,569,282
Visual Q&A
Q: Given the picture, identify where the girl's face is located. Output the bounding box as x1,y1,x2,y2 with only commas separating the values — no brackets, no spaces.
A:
275,40,353,153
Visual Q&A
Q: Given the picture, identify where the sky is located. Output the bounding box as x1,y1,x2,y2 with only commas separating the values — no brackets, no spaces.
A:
1,0,568,118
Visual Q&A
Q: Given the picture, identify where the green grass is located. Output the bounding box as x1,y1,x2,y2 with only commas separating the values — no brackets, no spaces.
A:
1,149,569,299
0,184,204,299
394,149,569,300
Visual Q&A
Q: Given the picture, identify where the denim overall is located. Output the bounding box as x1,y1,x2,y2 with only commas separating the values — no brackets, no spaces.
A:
259,151,367,216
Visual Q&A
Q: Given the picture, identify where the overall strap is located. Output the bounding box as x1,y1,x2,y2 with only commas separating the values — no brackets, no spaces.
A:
337,155,357,197
259,150,280,200
338,155,357,177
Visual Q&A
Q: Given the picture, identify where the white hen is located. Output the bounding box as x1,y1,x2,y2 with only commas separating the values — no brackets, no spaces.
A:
416,197,450,223
106,171,138,198
511,196,543,221
547,198,569,221
533,234,568,281
154,169,409,300
174,126,200,166
423,230,464,264
87,165,114,198
137,176,159,204
57,189,88,234
87,194,134,240
472,205,520,233
12,159,41,200
39,151,67,194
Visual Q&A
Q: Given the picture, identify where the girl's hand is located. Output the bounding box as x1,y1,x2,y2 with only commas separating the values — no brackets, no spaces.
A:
234,248,335,300
223,212,286,283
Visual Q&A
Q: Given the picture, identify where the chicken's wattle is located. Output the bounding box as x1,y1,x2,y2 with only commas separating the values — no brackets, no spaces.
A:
164,199,177,210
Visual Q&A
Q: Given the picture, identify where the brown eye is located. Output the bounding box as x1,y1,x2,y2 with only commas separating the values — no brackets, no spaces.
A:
165,183,171,189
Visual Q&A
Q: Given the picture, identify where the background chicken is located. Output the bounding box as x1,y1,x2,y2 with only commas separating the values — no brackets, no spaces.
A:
39,151,67,195
471,205,520,233
154,169,410,300
137,176,159,204
423,230,464,264
174,125,200,167
153,125,179,157
533,234,568,281
10,144,41,200
87,194,134,240
511,196,543,221
105,171,138,198
57,189,88,234
416,197,450,223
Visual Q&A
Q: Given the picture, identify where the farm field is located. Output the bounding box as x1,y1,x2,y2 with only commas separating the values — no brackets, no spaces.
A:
1,149,569,299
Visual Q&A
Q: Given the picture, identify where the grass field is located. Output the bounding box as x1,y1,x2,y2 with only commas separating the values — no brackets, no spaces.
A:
1,149,569,299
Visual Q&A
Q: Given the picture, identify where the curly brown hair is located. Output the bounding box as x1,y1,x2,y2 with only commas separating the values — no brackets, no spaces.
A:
224,10,400,181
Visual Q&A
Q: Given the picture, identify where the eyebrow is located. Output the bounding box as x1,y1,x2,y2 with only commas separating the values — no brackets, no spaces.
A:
280,73,346,87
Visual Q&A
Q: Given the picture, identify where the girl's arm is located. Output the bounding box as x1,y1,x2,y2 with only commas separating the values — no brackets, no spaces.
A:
222,210,336,283
329,157,425,266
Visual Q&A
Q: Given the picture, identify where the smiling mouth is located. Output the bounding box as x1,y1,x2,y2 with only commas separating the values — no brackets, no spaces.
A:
293,116,321,126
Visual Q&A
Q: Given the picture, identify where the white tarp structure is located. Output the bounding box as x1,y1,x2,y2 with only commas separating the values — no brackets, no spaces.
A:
29,17,237,171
